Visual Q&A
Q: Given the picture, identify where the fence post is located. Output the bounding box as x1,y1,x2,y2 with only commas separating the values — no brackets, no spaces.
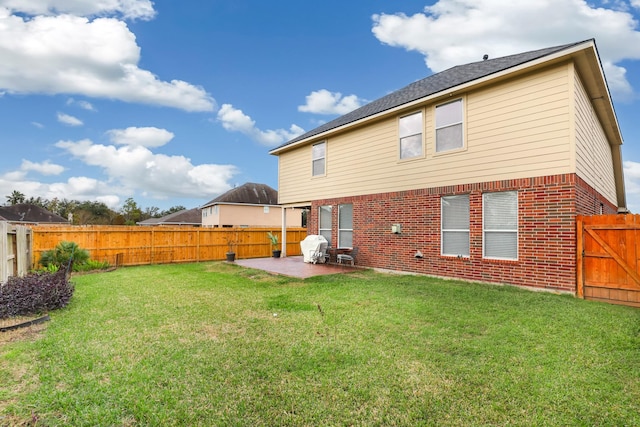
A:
576,215,584,298
16,225,31,277
0,221,7,284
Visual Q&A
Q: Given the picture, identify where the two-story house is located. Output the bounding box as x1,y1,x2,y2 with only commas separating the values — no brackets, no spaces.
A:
270,39,626,293
200,182,303,228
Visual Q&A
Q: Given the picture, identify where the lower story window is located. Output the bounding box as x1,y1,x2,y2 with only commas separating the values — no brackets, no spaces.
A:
483,191,518,260
441,194,470,257
319,205,332,246
338,204,353,248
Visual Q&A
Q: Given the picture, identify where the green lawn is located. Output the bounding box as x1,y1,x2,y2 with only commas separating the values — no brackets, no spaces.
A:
1,262,639,426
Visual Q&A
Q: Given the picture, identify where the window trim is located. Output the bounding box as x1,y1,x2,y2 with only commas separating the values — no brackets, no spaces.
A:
398,110,424,161
441,194,470,258
312,141,326,177
482,191,518,260
434,98,465,154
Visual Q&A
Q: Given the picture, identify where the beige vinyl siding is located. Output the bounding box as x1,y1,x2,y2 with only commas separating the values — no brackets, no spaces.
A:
278,64,574,205
202,205,302,228
574,68,617,205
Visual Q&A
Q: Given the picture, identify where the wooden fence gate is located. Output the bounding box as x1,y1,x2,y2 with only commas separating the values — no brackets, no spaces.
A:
1,222,32,284
577,214,640,307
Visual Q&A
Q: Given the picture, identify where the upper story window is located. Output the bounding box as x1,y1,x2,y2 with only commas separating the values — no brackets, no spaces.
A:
399,111,423,159
483,191,518,260
435,99,464,153
312,141,326,176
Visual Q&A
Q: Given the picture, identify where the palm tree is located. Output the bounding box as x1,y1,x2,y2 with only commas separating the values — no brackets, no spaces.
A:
6,190,25,205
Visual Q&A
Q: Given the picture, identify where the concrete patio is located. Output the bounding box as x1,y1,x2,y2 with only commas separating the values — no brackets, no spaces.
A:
234,256,358,279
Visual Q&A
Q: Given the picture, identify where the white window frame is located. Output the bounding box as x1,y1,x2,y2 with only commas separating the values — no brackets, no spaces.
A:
399,111,424,160
435,98,464,153
319,205,332,246
483,191,518,260
312,141,326,177
441,194,470,257
338,204,353,248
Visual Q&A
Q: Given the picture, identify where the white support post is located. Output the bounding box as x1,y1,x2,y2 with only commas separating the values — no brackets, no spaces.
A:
281,207,287,257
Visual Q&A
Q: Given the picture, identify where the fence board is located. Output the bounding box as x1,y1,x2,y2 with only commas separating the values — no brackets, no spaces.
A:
1,222,32,284
29,225,307,268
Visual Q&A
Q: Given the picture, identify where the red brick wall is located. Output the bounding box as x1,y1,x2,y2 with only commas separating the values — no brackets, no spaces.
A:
307,173,618,292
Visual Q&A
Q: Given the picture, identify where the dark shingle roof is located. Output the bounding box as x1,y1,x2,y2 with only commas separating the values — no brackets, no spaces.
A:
0,204,68,223
201,183,278,208
138,208,201,226
272,40,587,151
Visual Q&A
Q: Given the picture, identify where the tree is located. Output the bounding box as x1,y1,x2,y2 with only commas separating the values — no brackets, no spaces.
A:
73,201,116,225
159,205,187,217
25,196,48,208
6,190,25,205
143,206,160,220
120,197,142,225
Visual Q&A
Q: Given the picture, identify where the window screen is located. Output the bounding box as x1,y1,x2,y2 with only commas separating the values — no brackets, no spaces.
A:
483,191,518,259
436,99,463,152
441,195,470,257
338,204,353,248
399,111,423,159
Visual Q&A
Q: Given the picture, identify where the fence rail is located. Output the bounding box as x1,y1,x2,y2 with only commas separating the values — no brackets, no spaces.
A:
30,225,307,268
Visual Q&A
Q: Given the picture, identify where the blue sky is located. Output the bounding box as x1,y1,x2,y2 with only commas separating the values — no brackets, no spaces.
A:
1,0,640,212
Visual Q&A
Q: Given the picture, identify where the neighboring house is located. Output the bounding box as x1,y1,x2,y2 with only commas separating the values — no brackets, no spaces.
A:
0,204,68,225
138,208,202,227
269,39,626,293
200,183,303,228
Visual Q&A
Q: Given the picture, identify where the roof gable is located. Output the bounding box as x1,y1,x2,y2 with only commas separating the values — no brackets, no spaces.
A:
201,183,278,208
0,204,68,223
271,40,589,153
138,208,202,226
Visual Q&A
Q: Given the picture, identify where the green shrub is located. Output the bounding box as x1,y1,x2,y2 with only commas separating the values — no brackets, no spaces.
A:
39,241,90,271
73,259,111,272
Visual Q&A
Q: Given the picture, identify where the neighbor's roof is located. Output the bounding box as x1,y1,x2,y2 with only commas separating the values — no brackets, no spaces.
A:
0,204,68,224
270,40,592,153
200,183,278,208
138,208,201,226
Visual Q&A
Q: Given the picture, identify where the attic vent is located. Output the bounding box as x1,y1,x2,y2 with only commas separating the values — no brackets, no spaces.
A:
483,54,489,60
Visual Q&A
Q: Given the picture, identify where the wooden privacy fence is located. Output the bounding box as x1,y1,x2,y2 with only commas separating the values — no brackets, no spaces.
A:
1,222,32,284
30,226,307,268
577,214,640,307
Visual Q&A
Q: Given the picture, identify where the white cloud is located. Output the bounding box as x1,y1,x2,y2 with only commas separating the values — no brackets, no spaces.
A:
217,104,305,146
0,0,156,20
0,10,215,112
624,160,640,213
55,138,238,199
298,89,365,115
371,0,640,97
107,127,175,148
67,98,96,111
31,121,44,128
21,159,64,175
57,112,83,126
